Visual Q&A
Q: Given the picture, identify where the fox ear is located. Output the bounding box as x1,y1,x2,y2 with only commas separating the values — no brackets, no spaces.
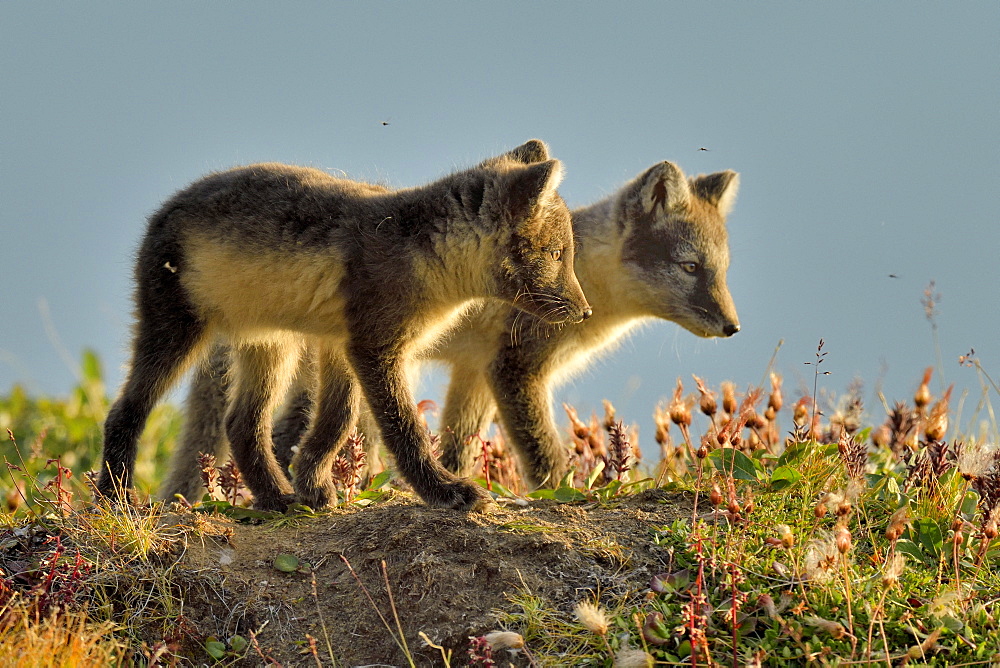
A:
635,161,690,215
503,139,551,164
692,170,740,217
479,139,551,168
504,159,564,224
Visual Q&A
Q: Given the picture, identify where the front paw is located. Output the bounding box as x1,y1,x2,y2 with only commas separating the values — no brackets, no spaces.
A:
294,482,337,511
252,492,296,513
425,478,494,512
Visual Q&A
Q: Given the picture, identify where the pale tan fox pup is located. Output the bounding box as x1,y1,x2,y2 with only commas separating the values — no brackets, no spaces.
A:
166,159,739,496
98,140,591,511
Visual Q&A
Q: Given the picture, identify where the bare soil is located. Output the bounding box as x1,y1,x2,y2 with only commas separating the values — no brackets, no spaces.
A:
171,488,693,666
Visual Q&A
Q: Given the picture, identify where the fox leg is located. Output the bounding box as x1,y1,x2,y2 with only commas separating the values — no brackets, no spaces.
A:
224,341,299,511
160,342,231,501
291,350,361,509
272,353,316,472
439,367,497,477
349,344,492,511
489,350,567,489
98,307,208,501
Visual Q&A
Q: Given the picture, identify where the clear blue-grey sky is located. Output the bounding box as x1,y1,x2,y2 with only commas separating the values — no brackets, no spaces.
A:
3,3,998,455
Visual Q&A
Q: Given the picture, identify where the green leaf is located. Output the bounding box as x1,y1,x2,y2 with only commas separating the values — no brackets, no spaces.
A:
353,489,387,505
366,470,393,490
228,635,248,654
777,440,813,467
893,539,927,565
909,518,944,558
553,486,586,503
273,553,300,573
642,612,671,645
768,465,802,491
527,489,556,500
585,460,606,489
709,448,761,481
205,639,227,660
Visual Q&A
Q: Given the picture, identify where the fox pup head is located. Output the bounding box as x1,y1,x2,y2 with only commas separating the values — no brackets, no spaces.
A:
480,141,592,325
617,160,740,338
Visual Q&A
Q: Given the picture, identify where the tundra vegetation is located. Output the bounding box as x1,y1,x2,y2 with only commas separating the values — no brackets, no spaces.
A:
1,340,999,666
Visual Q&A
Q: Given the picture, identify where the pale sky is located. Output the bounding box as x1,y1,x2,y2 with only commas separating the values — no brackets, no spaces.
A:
3,2,998,454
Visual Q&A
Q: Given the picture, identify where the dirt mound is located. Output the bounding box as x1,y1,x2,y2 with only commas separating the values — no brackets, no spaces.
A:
175,488,692,666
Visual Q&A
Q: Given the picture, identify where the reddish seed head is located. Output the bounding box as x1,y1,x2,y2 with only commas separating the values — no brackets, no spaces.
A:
768,373,783,413
835,525,852,554
793,397,810,428
722,381,737,416
914,367,933,409
693,374,717,417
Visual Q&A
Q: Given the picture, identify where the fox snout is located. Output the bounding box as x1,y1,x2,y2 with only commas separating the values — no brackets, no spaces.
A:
722,322,740,337
564,278,592,324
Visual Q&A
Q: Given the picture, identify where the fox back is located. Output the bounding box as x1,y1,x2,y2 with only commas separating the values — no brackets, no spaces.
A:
101,140,591,512
166,158,740,498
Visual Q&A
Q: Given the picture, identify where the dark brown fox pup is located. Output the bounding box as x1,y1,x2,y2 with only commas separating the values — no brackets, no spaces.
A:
164,159,739,497
98,140,590,511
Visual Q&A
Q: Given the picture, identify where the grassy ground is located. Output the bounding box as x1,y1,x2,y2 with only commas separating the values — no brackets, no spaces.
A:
1,349,999,666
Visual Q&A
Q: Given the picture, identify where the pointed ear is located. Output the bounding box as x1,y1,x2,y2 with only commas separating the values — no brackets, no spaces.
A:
632,161,690,215
504,159,564,223
505,139,550,164
692,170,740,217
479,139,551,168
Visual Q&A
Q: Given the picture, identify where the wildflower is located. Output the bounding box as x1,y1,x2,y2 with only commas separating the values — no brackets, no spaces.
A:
758,593,778,619
803,615,846,639
924,385,953,440
721,381,737,416
885,506,910,541
332,429,367,501
835,523,852,554
669,378,692,428
602,399,617,431
467,635,495,666
957,442,996,481
838,432,869,480
483,631,524,651
778,524,795,549
198,452,221,499
792,397,811,429
606,420,632,481
614,648,654,668
914,367,933,410
803,532,839,581
767,372,783,414
881,553,906,588
927,587,963,620
573,600,609,635
693,374,717,418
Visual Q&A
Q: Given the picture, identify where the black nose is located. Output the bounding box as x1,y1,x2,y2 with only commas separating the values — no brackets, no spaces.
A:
581,307,593,321
723,323,740,337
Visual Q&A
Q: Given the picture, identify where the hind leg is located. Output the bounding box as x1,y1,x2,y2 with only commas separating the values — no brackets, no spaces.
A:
160,342,232,502
224,340,300,511
98,312,208,501
292,348,361,509
272,352,317,473
439,365,497,477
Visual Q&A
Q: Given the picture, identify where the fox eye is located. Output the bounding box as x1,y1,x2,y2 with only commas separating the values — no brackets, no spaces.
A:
680,261,699,274
550,249,563,261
